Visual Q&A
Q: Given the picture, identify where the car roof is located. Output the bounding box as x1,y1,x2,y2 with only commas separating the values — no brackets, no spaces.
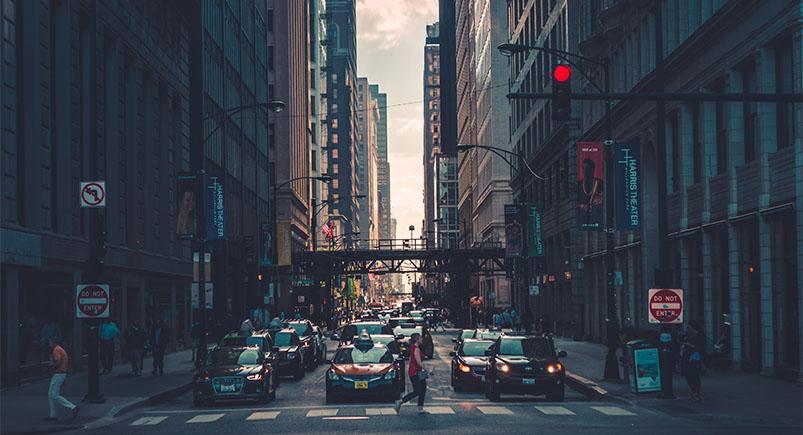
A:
277,328,297,334
462,338,494,344
350,321,383,324
339,342,390,351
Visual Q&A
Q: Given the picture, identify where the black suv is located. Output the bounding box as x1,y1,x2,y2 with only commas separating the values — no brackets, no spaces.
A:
193,346,277,406
272,328,306,379
285,320,319,370
484,335,567,401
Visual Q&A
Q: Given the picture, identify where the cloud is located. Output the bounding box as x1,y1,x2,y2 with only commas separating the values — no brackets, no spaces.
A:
356,0,439,51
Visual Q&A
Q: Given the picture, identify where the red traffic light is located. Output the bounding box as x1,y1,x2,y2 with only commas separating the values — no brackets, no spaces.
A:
553,64,572,82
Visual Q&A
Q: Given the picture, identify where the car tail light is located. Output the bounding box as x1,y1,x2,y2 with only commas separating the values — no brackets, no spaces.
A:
199,371,210,381
246,373,263,381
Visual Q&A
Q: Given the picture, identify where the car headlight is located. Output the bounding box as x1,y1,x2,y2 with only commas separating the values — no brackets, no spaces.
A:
287,352,297,359
246,373,262,381
384,369,396,380
328,370,340,380
458,363,471,373
546,363,562,374
495,362,510,373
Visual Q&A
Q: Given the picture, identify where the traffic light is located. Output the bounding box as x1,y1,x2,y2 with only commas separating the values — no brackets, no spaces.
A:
552,64,572,121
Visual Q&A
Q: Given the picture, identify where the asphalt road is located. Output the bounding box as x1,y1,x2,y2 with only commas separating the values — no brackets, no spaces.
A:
80,331,801,435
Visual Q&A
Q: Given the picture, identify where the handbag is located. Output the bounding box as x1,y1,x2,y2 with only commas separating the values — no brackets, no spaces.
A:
417,370,429,381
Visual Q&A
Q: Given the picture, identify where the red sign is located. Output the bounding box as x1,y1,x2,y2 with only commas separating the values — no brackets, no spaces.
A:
76,284,110,318
648,288,683,324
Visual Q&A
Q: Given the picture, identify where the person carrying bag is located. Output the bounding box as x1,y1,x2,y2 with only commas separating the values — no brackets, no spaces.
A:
395,333,429,414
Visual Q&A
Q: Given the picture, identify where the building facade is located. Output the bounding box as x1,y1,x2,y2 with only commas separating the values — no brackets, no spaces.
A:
370,85,392,240
508,0,802,376
310,0,329,250
423,22,441,247
356,77,380,241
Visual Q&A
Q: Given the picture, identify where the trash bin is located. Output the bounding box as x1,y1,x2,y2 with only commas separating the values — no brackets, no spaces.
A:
624,339,662,393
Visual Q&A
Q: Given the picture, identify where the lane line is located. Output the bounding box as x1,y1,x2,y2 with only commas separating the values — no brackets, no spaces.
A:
591,406,636,416
534,406,576,415
477,406,514,415
322,416,370,420
306,409,339,417
246,411,280,421
130,416,167,426
186,413,225,423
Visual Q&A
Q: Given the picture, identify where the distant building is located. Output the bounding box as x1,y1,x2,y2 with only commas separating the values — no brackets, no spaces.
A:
310,0,329,250
356,77,380,242
370,85,392,240
423,22,441,246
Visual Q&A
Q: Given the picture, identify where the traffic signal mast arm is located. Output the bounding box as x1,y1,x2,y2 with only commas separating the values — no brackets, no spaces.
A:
508,92,803,102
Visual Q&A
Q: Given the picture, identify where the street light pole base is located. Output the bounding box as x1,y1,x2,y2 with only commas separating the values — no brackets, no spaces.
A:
603,349,620,380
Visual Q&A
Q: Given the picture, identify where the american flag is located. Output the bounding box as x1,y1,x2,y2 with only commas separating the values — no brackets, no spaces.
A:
321,219,333,240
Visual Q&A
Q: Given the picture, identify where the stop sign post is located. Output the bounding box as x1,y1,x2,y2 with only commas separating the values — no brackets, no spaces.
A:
76,284,110,319
648,288,683,324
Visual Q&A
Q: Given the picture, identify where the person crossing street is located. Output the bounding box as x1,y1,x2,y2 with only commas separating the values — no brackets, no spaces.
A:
394,333,429,414
45,338,79,422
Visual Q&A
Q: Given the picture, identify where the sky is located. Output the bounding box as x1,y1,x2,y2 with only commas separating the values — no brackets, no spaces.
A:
355,0,439,239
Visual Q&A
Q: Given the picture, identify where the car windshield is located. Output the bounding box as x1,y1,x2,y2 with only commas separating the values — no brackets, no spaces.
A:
394,326,422,337
499,338,552,358
206,348,260,366
371,336,401,354
274,332,294,347
342,323,390,339
460,341,493,356
220,336,268,350
287,322,310,337
460,330,476,340
388,318,413,328
333,347,394,364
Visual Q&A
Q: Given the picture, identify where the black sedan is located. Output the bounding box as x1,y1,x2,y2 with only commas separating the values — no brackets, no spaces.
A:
286,320,319,370
485,335,567,402
449,339,494,391
452,328,478,350
193,347,277,406
394,324,434,359
272,328,306,380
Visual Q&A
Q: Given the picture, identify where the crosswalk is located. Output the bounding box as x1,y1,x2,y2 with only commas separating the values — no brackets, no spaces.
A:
129,404,638,426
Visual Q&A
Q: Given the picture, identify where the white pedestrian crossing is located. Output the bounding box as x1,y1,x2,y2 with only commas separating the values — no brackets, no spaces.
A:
246,411,281,421
365,408,398,416
186,413,225,423
591,406,636,416
130,416,167,426
535,406,576,415
477,406,513,415
306,409,339,417
424,406,455,414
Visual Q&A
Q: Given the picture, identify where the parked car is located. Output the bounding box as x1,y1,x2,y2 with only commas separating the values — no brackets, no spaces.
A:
193,346,277,406
449,339,494,391
484,335,567,402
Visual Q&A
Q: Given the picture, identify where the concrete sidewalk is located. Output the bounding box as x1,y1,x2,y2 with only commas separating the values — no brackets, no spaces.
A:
556,337,802,428
0,349,195,435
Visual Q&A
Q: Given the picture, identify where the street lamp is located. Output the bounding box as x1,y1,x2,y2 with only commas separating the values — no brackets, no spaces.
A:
312,194,365,251
497,42,620,381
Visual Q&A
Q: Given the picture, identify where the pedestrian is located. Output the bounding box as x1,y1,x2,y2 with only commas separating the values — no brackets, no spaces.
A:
189,320,200,363
45,337,79,422
511,308,520,332
124,320,147,376
501,309,513,329
681,321,705,402
99,318,120,374
240,317,254,334
492,311,502,329
149,319,171,376
394,333,429,414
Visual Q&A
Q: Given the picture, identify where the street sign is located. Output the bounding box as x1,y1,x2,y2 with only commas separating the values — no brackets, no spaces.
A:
528,284,540,296
648,288,683,324
80,181,106,208
76,284,110,318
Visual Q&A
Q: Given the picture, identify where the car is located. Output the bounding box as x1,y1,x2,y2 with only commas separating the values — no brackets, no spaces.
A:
193,346,277,407
484,335,567,402
285,320,319,370
449,339,494,391
272,328,306,380
393,324,434,359
452,329,478,350
387,316,415,330
325,332,403,403
219,330,276,361
476,329,504,341
339,322,394,345
311,325,328,363
370,334,406,387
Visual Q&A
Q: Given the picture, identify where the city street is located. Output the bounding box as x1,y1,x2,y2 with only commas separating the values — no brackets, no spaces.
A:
79,332,801,435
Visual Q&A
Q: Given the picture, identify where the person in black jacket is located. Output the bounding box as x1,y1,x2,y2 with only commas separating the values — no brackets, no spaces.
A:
125,320,147,376
149,320,171,376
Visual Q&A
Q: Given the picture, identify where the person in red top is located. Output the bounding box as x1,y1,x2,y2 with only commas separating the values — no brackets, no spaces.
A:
46,338,79,422
394,333,429,414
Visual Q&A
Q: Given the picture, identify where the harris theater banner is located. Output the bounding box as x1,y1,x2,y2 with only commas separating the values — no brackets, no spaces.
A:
614,143,641,230
576,142,604,230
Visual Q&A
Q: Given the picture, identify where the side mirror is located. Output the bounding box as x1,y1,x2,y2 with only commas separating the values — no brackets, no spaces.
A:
557,350,567,358
484,350,493,356
449,351,456,357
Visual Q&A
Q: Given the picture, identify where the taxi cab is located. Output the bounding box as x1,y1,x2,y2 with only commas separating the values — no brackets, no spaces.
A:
325,332,402,403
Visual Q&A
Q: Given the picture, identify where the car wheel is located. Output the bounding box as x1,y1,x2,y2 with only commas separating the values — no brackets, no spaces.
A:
545,384,565,402
486,382,500,402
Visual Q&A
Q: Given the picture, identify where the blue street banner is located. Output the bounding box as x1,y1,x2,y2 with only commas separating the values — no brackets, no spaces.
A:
205,172,226,241
614,143,641,230
526,205,544,257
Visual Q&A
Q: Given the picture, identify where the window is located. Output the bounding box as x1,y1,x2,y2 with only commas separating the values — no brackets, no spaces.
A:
332,179,339,189
742,61,757,163
267,9,274,32
310,69,316,89
331,118,338,129
332,148,338,159
331,133,338,144
775,39,794,149
333,164,339,174
268,46,274,70
713,79,728,173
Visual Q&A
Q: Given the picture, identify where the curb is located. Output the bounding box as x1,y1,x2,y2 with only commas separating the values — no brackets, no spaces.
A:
112,382,193,417
565,371,633,406
1,424,84,435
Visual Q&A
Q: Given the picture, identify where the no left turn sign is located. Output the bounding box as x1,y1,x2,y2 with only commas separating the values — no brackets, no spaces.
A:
80,181,106,208
76,284,110,318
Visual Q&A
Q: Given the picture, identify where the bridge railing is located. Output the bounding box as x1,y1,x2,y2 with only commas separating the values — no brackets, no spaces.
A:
324,238,503,251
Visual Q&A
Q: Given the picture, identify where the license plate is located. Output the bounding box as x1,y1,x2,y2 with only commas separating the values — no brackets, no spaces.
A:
220,384,236,392
354,381,369,389
523,378,535,385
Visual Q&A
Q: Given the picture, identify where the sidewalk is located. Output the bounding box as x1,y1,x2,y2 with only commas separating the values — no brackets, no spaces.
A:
1,349,195,435
556,337,802,427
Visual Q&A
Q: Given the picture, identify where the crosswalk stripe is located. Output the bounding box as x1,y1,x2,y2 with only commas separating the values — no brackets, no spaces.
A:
591,406,636,416
365,408,397,416
424,406,455,414
306,409,339,417
246,411,280,421
477,406,513,415
130,416,167,426
186,413,225,423
535,406,576,415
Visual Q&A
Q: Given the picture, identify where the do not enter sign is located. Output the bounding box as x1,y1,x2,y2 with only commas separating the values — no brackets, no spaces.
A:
76,284,110,319
648,288,683,324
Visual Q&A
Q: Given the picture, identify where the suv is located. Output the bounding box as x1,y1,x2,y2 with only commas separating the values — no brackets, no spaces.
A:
285,320,319,370
272,328,306,379
340,322,394,345
484,335,567,402
219,330,277,366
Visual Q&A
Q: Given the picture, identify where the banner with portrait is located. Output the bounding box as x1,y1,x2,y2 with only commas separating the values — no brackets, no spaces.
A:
504,204,523,257
576,142,604,231
176,173,198,240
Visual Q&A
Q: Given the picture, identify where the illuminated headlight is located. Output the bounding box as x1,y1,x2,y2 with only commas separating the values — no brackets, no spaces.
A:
246,373,262,381
384,369,396,380
495,362,510,373
458,363,471,373
328,370,340,380
546,363,562,374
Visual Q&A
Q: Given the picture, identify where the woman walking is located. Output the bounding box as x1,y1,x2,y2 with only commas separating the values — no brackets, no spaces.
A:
394,333,429,414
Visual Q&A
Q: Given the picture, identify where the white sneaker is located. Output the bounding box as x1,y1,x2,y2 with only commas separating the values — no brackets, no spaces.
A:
394,399,402,414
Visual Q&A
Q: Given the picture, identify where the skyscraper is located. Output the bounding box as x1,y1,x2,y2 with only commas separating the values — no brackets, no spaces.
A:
356,77,379,242
423,22,441,246
310,0,329,250
370,84,392,240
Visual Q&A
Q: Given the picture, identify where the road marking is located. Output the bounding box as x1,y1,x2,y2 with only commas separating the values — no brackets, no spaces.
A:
477,406,513,415
534,406,576,415
365,408,397,416
322,416,370,420
591,406,636,416
246,411,280,421
424,406,455,414
306,409,339,417
186,413,225,423
130,416,167,426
